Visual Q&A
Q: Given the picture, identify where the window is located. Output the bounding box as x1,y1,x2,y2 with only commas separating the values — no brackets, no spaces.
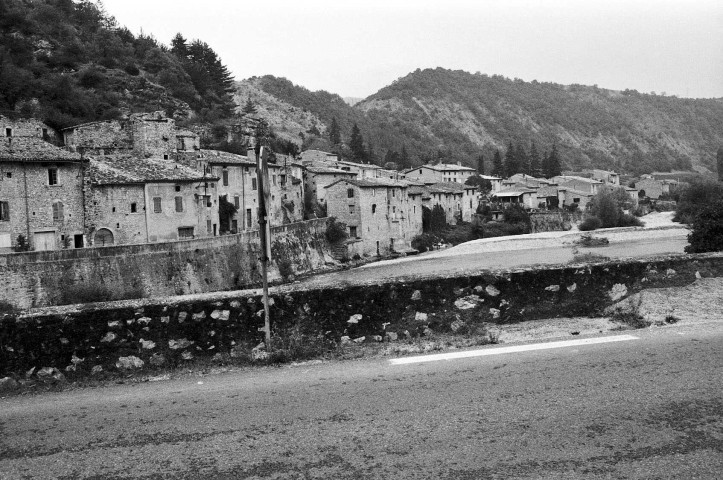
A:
52,201,64,222
5,172,12,178
42,128,48,138
48,168,58,185
392,189,396,197
349,226,357,237
0,201,8,221
272,175,276,186
207,219,212,233
163,154,169,160
419,169,422,174
222,170,229,186
573,198,581,203
246,208,252,228
153,197,162,213
233,196,240,208
372,204,376,214
349,205,354,214
178,227,194,239
130,202,137,213
206,196,212,207
231,219,238,232
252,177,257,190
175,185,181,192
175,196,183,212
347,188,354,198
5,128,11,137
280,174,286,186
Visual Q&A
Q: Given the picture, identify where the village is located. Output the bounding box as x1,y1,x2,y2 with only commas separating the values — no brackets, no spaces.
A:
0,111,679,259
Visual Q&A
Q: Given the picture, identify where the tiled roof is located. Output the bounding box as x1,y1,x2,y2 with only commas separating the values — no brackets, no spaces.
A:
306,165,355,175
201,150,255,166
336,160,381,170
0,137,82,162
559,187,594,197
88,155,217,185
176,130,197,137
536,186,559,197
555,175,603,184
427,182,468,194
324,177,409,189
407,163,475,173
492,190,535,197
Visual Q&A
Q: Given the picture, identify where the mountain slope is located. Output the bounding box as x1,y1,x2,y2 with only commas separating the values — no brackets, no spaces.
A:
245,69,723,175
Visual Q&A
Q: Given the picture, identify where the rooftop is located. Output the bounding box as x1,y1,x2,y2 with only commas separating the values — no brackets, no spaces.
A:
409,163,476,173
0,137,82,162
325,177,409,189
88,155,217,185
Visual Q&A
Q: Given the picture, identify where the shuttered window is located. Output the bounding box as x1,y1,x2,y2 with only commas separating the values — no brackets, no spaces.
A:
52,201,64,222
153,197,162,213
175,196,183,212
0,201,9,221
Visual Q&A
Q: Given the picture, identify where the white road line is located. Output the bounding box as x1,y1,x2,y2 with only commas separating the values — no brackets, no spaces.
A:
389,335,639,365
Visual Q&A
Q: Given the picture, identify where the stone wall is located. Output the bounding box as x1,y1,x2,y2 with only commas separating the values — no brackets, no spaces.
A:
530,211,573,233
2,252,721,379
0,219,332,310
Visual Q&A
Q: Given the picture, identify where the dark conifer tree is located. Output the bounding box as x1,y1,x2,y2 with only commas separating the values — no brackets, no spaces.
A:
400,144,410,168
516,143,529,175
170,33,188,58
328,117,341,145
477,153,485,175
504,141,519,177
717,147,723,182
543,144,562,177
492,150,504,177
529,142,541,177
349,123,366,161
242,96,257,114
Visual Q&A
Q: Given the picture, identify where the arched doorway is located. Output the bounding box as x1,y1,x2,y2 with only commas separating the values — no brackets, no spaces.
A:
94,228,114,246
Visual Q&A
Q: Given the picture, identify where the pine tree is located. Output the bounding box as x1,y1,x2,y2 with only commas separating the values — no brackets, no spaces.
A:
477,153,485,175
717,147,723,182
349,123,366,161
529,142,541,177
504,141,519,177
492,150,504,177
242,96,257,115
170,33,188,58
400,145,410,168
516,143,529,175
544,144,562,177
328,117,341,145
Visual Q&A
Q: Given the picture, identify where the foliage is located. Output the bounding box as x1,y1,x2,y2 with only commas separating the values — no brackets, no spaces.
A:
491,150,504,176
242,96,257,114
718,147,723,182
501,204,531,230
482,222,528,238
411,233,442,252
674,180,723,224
685,200,723,253
542,144,562,178
0,300,16,315
218,195,238,233
464,175,492,194
13,234,30,252
578,216,602,231
427,204,447,232
328,117,341,145
0,1,235,128
325,217,348,243
348,123,366,161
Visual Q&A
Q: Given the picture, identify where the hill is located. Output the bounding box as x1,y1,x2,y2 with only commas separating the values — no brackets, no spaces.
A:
244,68,723,175
0,0,235,129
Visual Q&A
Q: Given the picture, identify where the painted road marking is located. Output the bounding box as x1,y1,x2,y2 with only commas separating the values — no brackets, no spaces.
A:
389,335,639,365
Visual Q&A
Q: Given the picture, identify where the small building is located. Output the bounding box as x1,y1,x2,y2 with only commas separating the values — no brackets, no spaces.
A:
404,163,476,184
299,149,339,164
0,135,86,251
85,155,219,245
303,164,356,205
635,177,678,200
490,189,539,210
553,175,603,196
558,187,594,210
591,169,620,186
325,178,422,256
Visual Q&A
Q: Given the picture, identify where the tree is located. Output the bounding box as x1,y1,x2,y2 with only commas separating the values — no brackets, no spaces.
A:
400,145,411,169
465,175,492,194
170,33,188,58
685,200,723,253
218,195,238,233
529,142,541,177
430,204,447,232
242,96,257,115
717,147,723,182
543,144,562,178
349,123,366,161
516,143,529,175
504,141,519,177
477,153,485,175
328,117,341,145
491,149,504,177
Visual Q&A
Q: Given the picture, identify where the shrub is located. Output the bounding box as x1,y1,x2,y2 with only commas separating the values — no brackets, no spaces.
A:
674,181,723,224
0,300,17,315
412,233,440,252
13,234,31,252
578,216,602,231
277,259,294,281
618,213,644,227
483,222,528,238
685,200,723,253
124,63,140,76
503,204,531,229
325,217,348,243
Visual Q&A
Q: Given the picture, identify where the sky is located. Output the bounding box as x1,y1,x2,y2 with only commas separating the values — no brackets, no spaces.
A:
102,0,723,99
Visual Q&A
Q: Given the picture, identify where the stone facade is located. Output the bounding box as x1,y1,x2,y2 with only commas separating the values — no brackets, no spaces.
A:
1,115,60,144
326,178,422,256
1,135,86,252
404,163,476,184
304,166,356,204
299,149,339,164
84,184,147,245
636,178,676,200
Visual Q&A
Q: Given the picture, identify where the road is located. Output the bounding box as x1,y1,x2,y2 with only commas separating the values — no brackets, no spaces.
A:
1,321,721,479
296,229,689,288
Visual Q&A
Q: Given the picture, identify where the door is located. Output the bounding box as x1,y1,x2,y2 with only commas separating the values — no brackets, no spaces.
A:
34,231,56,251
74,234,84,248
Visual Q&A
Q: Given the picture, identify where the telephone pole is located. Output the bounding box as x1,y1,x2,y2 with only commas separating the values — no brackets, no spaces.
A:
255,145,272,348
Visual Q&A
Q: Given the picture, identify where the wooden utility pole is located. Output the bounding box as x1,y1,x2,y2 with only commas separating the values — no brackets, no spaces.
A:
255,145,272,348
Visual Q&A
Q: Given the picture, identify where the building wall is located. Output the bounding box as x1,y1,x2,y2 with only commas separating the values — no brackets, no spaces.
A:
636,179,667,199
461,188,478,222
299,150,338,164
130,114,176,158
428,191,464,224
145,182,219,242
1,116,60,144
85,184,148,245
63,120,133,154
306,171,355,204
406,167,442,184
561,190,592,210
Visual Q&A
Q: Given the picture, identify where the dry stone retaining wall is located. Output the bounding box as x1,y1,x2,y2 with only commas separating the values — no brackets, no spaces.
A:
2,252,722,379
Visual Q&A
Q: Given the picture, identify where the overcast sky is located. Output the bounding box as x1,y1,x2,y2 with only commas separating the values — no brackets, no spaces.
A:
103,0,723,99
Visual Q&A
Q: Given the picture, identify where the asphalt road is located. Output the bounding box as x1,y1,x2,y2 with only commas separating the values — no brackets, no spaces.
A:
1,321,721,479
296,233,689,288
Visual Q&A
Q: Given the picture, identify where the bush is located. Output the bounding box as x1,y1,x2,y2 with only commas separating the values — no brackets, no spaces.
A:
578,216,602,231
411,233,439,252
483,222,528,238
325,217,348,243
618,213,644,227
502,204,531,229
0,300,17,315
674,181,723,224
685,200,723,253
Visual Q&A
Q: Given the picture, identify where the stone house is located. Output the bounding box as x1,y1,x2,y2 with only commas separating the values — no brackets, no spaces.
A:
199,150,303,233
635,177,678,200
1,115,61,145
62,111,177,159
404,163,476,184
0,136,86,251
591,169,620,186
325,178,422,256
299,149,339,164
422,182,478,224
552,175,603,196
85,155,219,245
304,164,356,205
490,188,539,210
558,187,594,210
